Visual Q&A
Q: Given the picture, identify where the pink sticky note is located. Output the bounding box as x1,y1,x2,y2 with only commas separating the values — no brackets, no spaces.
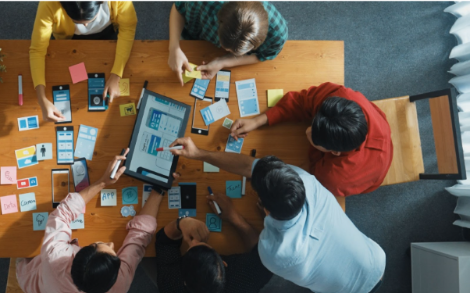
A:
1,195,18,214
69,62,88,84
1,167,17,184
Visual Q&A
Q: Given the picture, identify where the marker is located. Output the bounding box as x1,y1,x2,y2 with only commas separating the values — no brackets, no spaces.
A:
136,80,148,110
110,149,127,180
207,186,222,215
156,145,185,152
242,149,257,195
18,74,23,106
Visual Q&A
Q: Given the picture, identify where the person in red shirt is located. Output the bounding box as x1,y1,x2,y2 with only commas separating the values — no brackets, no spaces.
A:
230,82,393,197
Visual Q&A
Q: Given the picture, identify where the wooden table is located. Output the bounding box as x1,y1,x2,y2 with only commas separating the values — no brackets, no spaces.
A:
0,40,344,257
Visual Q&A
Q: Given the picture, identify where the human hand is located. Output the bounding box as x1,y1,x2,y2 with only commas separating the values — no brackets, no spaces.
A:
39,99,65,122
179,217,210,245
207,193,240,223
98,148,129,186
230,118,257,140
103,73,121,103
168,47,191,86
198,60,223,80
169,137,202,160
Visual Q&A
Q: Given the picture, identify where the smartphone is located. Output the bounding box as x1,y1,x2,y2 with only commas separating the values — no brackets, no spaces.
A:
51,169,70,208
190,79,210,100
88,73,107,111
71,158,90,192
191,97,212,136
52,85,72,123
214,70,231,102
180,183,196,210
56,126,74,165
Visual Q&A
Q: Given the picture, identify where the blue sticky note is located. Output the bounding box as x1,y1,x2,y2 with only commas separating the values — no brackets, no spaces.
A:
70,214,85,229
226,180,242,198
33,212,48,231
179,209,196,217
122,187,138,204
19,192,37,212
206,213,222,232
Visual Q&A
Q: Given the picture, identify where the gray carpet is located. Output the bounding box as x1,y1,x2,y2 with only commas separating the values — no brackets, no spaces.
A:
0,2,463,293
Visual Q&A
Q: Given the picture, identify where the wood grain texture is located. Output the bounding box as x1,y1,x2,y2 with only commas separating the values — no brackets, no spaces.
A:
373,96,424,185
6,259,23,293
0,40,344,257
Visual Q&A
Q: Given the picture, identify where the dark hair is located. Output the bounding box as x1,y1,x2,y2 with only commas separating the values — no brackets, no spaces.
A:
71,244,121,293
60,2,103,21
251,156,306,220
181,245,225,293
311,97,368,152
217,2,269,56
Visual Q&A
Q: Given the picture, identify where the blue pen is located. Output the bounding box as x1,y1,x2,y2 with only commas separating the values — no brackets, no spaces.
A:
207,186,222,215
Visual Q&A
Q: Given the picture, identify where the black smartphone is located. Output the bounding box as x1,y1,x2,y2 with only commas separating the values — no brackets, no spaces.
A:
88,73,107,111
56,126,74,165
71,158,90,192
191,96,212,136
214,70,231,102
180,183,196,210
51,169,70,208
52,85,72,123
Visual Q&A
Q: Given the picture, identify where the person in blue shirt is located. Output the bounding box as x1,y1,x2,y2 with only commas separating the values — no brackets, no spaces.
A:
169,137,385,293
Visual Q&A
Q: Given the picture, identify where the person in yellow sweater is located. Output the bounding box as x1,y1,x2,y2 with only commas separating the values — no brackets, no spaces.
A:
30,1,137,122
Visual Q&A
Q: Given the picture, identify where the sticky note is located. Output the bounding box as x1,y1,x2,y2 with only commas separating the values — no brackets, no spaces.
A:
36,143,53,160
142,184,152,207
15,146,38,169
69,62,88,84
122,187,138,204
119,78,130,96
222,118,233,129
1,195,18,214
101,189,117,206
182,74,194,84
267,89,284,107
226,180,242,198
119,103,136,116
204,162,219,173
225,135,244,154
1,166,17,184
70,214,85,229
19,192,37,212
206,213,222,232
184,63,202,79
33,212,48,231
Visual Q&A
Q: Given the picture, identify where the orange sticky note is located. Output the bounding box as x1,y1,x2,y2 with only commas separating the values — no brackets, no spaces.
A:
69,62,88,84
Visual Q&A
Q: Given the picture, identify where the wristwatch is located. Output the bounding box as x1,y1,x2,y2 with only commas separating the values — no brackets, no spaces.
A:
176,215,188,231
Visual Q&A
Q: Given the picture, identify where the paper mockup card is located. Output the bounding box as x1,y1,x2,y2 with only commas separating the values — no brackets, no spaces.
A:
184,63,202,79
1,167,17,184
119,103,136,116
33,212,48,231
75,125,98,160
200,99,231,125
1,195,18,214
226,181,242,198
168,186,181,209
222,118,233,129
122,187,138,204
142,184,152,207
15,146,38,169
19,192,37,212
17,116,39,131
267,89,284,107
225,135,244,153
203,162,219,173
236,79,260,117
101,189,117,206
17,177,38,189
36,143,53,160
69,62,88,84
206,213,222,232
119,78,130,96
70,214,85,229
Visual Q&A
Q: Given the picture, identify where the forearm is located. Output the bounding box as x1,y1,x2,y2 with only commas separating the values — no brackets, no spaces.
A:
197,150,254,178
169,4,185,50
229,214,259,252
164,219,182,240
139,191,163,218
78,180,106,204
35,85,48,105
217,54,259,69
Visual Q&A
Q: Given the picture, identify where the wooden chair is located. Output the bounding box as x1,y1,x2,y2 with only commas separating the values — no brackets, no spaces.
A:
6,259,23,293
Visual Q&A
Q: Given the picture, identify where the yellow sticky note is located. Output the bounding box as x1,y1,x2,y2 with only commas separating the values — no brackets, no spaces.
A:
184,63,202,79
267,89,284,107
182,74,194,84
119,103,136,116
119,78,130,96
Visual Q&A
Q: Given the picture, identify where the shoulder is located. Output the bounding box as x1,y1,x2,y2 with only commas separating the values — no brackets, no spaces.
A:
37,1,63,17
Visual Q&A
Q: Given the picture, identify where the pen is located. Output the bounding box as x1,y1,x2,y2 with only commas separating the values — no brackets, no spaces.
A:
242,149,257,196
18,74,23,106
156,146,185,151
136,80,148,110
110,149,127,180
207,186,222,215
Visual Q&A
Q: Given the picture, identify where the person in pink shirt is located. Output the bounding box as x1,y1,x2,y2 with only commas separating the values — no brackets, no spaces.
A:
16,149,167,293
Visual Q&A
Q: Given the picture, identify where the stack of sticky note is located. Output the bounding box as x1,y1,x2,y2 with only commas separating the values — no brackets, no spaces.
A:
267,89,284,107
183,63,202,83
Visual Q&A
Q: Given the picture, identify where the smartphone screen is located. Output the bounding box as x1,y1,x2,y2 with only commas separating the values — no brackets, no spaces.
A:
215,70,231,101
52,85,72,123
71,159,90,192
180,183,196,209
88,73,106,111
190,79,210,100
191,97,212,135
52,169,70,207
56,126,74,164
